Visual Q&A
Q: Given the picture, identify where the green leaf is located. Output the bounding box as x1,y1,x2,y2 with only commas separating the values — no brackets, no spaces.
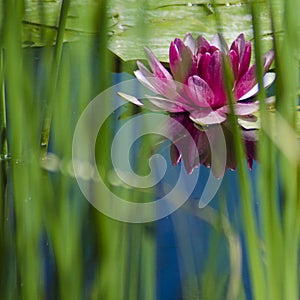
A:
107,0,281,62
0,0,104,47
1,0,281,57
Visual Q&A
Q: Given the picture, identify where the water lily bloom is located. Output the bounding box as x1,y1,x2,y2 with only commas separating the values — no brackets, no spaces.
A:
120,33,275,125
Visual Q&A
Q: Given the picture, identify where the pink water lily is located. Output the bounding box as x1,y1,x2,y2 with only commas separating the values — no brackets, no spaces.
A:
120,33,275,125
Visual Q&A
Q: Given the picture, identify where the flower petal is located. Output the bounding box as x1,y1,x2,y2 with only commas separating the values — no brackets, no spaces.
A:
190,108,227,125
134,70,157,94
234,64,256,99
169,38,197,83
146,77,178,99
230,33,246,56
186,75,215,108
263,49,275,71
211,33,228,53
235,49,275,99
232,102,259,115
229,49,239,79
168,115,201,173
144,47,173,80
118,92,144,106
144,95,185,113
197,52,211,81
183,33,196,53
238,41,251,81
137,60,154,78
196,35,211,54
207,50,227,108
238,72,276,100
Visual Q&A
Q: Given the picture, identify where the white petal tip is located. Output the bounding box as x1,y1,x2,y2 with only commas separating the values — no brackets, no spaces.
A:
117,92,144,106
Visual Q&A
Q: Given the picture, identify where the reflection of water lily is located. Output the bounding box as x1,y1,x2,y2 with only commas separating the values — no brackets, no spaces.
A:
168,113,257,177
120,33,275,125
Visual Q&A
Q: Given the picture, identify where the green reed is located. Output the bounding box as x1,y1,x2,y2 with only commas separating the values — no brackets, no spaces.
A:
1,0,156,299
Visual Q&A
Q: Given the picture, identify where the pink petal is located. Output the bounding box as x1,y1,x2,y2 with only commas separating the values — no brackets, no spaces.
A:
238,72,276,100
263,49,275,71
137,60,154,78
207,50,227,108
235,49,275,100
178,140,201,174
134,71,178,101
169,39,197,83
235,64,257,99
134,70,157,94
168,115,201,173
229,49,239,79
146,77,178,99
183,33,196,53
144,95,185,113
181,129,202,173
237,41,251,81
138,76,195,111
237,85,258,100
233,102,259,115
144,47,173,80
186,75,215,108
222,103,258,115
196,35,211,54
197,52,211,81
189,108,227,125
230,33,246,56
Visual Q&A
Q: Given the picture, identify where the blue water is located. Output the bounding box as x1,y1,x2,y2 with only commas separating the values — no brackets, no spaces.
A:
154,140,256,300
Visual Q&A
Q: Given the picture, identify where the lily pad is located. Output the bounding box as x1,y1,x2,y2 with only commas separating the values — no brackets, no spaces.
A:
0,0,282,58
23,1,103,34
107,0,281,62
0,0,106,47
147,0,245,9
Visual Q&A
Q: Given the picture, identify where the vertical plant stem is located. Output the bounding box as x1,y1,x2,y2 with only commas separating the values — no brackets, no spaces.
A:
251,2,282,300
269,0,300,298
0,46,8,299
3,1,45,299
0,49,7,159
278,0,300,297
211,1,266,298
0,45,7,222
1,1,22,298
40,0,71,156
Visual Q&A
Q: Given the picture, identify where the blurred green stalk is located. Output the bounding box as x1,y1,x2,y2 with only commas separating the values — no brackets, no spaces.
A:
2,0,45,299
212,1,266,298
269,0,300,298
40,0,71,155
251,2,282,300
0,49,7,159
